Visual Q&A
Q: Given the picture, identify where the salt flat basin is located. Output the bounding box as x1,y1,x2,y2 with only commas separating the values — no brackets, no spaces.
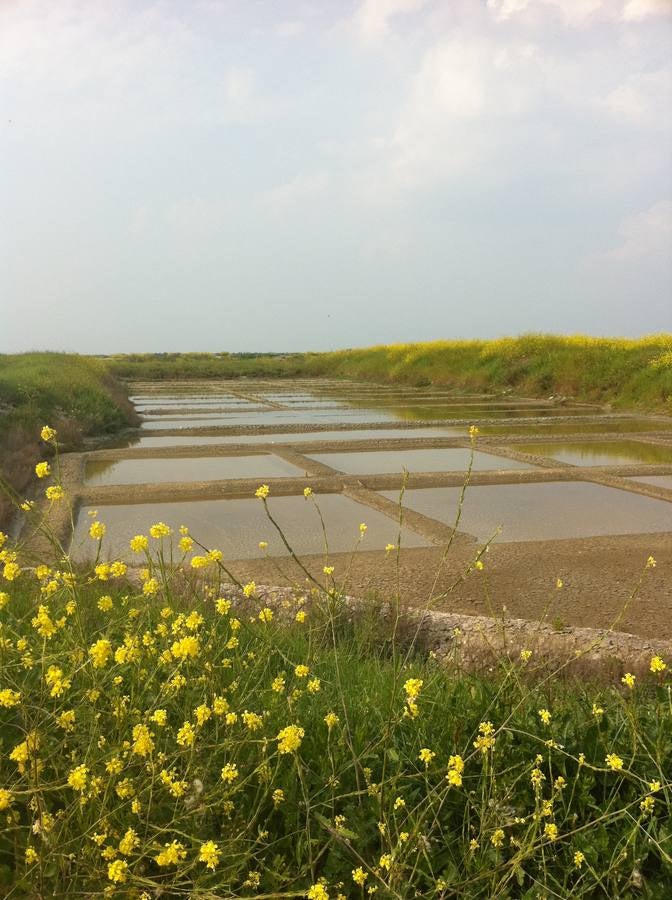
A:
136,400,263,412
140,410,404,428
306,448,536,474
138,406,603,430
84,454,306,486
480,419,672,435
380,482,672,542
628,475,672,490
119,426,465,449
70,494,429,561
513,440,672,466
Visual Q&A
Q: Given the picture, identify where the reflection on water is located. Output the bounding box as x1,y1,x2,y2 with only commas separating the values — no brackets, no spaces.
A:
70,494,429,561
117,426,465,449
629,475,672,490
513,441,672,466
140,410,403,428
307,448,536,474
139,406,604,430
381,482,672,542
85,454,306,486
480,419,672,435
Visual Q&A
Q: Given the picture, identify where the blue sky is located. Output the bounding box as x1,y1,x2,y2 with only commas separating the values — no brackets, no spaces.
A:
1,0,671,353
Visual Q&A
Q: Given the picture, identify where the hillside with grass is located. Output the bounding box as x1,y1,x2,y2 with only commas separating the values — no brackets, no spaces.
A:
301,335,672,411
0,353,137,525
106,335,672,412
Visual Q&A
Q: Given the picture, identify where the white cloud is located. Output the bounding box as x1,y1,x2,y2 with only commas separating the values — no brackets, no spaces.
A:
601,201,672,262
487,0,672,26
223,68,255,107
276,20,306,38
622,0,672,22
604,67,672,122
360,34,544,196
488,0,604,27
351,0,432,42
261,173,329,215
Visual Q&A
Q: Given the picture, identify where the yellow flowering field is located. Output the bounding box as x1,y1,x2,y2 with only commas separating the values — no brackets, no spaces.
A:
0,429,671,897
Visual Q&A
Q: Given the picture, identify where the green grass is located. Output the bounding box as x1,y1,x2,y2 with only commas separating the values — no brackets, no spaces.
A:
104,335,672,412
106,351,308,381
0,353,137,524
300,335,672,411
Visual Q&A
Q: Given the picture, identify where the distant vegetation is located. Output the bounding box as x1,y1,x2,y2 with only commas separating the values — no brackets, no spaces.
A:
106,351,307,380
0,353,138,524
106,335,672,411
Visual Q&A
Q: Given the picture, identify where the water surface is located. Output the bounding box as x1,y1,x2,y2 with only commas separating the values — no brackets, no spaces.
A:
71,494,429,560
307,448,535,474
513,441,672,466
85,454,306,486
380,483,672,542
480,419,672,435
119,426,465,449
628,475,672,490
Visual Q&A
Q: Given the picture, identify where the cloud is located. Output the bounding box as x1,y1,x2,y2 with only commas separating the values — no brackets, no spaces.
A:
223,67,255,107
261,173,329,215
487,0,672,26
276,20,306,38
600,201,672,262
358,34,545,197
351,0,432,42
604,67,672,123
622,0,672,22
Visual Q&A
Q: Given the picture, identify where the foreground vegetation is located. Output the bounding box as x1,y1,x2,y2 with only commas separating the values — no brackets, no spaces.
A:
106,335,672,412
0,428,670,897
0,353,137,525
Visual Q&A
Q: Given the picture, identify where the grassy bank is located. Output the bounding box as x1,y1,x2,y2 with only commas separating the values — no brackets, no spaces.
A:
105,335,672,411
300,335,672,410
0,353,137,524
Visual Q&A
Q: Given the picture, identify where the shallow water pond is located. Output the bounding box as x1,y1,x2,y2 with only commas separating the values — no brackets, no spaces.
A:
628,475,672,490
140,410,404,429
513,441,672,466
119,426,464,449
70,494,429,560
480,419,672,435
85,454,306,486
306,448,535,474
380,482,672,542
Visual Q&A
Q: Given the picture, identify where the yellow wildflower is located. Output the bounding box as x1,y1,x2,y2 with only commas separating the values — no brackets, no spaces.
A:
277,724,305,754
89,639,112,668
199,840,221,870
67,764,88,791
118,828,139,856
89,521,106,540
220,763,239,783
154,840,186,867
130,534,149,553
0,689,21,708
131,724,154,757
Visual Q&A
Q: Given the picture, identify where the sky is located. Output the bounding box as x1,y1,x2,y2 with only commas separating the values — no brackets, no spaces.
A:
1,0,671,354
